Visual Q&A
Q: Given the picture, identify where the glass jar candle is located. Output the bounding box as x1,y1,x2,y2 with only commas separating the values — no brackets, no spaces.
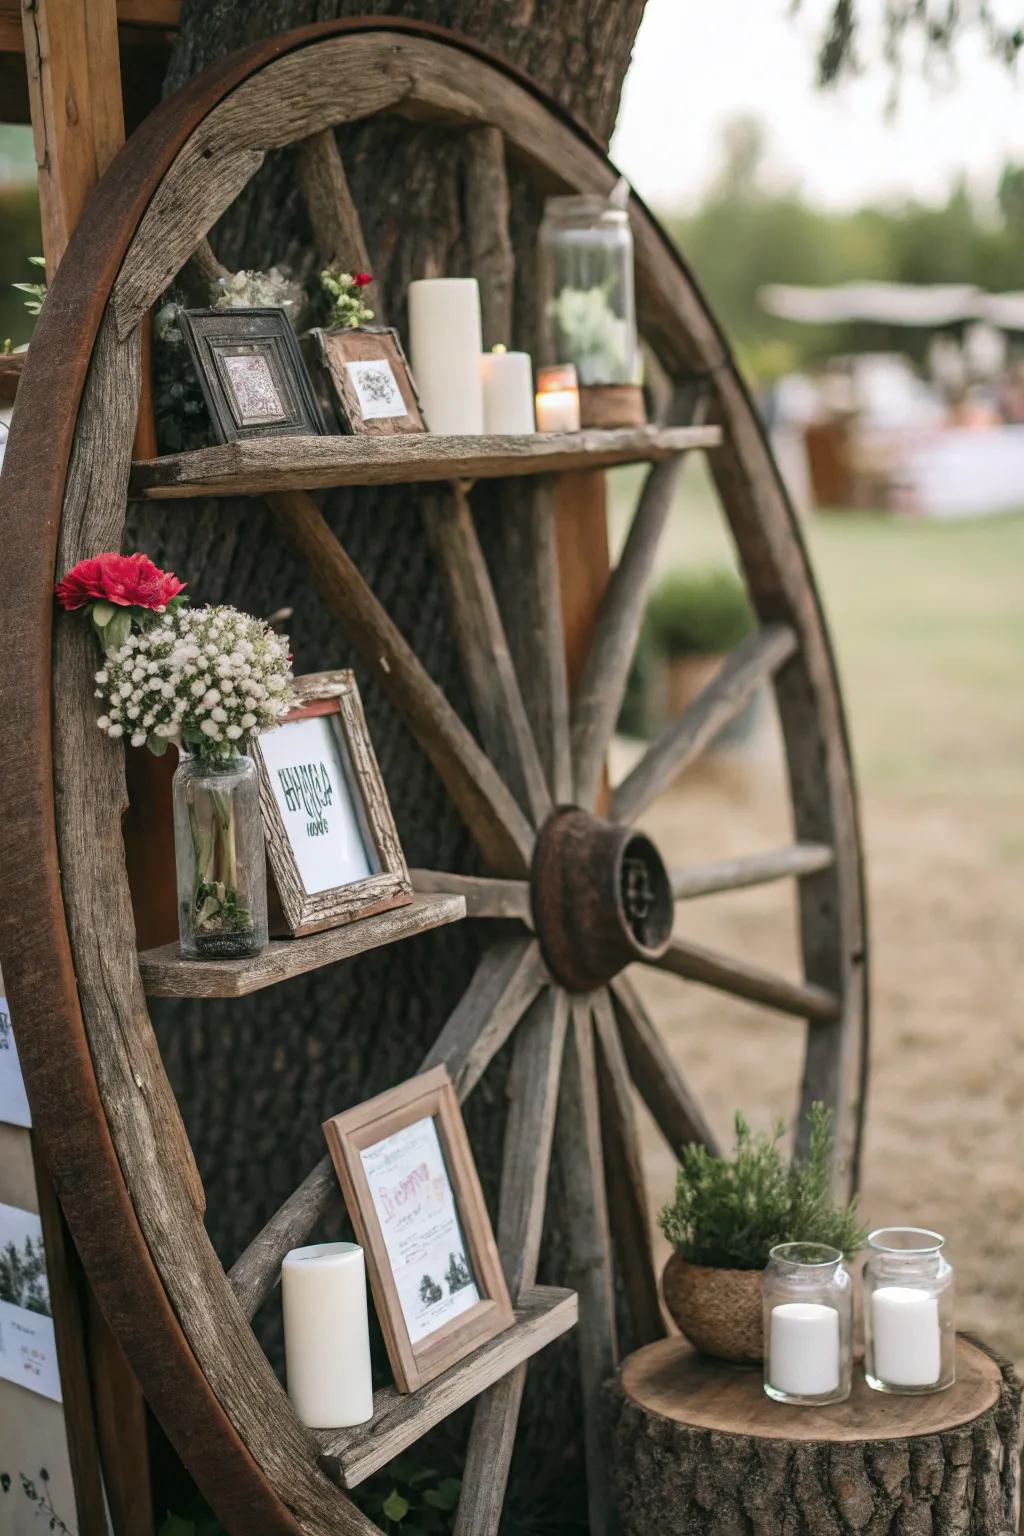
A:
863,1228,955,1394
763,1243,853,1405
173,751,269,960
538,194,640,387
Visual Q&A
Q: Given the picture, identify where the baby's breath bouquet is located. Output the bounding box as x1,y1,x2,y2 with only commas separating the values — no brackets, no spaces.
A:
57,552,293,960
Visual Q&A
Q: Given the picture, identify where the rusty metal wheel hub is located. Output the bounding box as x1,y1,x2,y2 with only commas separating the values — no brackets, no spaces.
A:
530,807,674,991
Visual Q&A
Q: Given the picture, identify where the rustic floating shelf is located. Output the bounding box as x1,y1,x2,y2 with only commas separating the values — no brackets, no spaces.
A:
316,1285,578,1488
137,893,465,998
128,425,722,499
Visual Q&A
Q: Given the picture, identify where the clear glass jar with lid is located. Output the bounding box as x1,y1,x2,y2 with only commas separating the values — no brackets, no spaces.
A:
863,1228,955,1394
538,193,640,388
762,1242,853,1405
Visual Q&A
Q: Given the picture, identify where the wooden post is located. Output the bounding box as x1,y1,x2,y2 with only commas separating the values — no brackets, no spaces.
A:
16,4,155,1530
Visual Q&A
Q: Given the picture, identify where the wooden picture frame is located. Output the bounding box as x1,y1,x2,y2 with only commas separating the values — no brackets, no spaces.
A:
253,670,412,937
312,325,426,435
180,306,325,442
324,1066,514,1392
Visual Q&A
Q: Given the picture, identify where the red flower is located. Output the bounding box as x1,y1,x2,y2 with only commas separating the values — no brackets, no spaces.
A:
352,272,373,288
55,552,186,613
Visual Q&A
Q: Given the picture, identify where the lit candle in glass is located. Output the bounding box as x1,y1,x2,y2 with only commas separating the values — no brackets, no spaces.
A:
535,363,581,433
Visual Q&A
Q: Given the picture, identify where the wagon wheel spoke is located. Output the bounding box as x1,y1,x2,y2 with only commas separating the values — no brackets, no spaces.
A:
570,455,687,809
610,975,720,1156
489,477,574,803
591,988,662,1346
643,933,841,1023
455,988,569,1536
267,489,534,875
556,996,618,1536
294,128,377,311
424,483,553,826
410,869,532,923
229,938,546,1319
610,624,798,824
670,841,834,899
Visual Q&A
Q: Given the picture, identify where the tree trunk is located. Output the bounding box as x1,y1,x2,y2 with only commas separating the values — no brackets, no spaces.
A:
137,5,646,1529
605,1336,1023,1535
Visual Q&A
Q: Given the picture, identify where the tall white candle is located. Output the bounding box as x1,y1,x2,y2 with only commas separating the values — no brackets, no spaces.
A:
480,347,535,433
871,1286,941,1387
408,278,484,435
282,1242,374,1429
768,1302,840,1397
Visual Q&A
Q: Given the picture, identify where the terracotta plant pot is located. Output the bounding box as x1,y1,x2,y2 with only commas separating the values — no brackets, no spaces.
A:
661,1252,764,1364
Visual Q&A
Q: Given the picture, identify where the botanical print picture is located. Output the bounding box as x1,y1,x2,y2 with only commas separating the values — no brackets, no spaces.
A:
258,712,377,897
345,358,406,420
0,1202,60,1402
360,1115,481,1346
0,984,31,1129
220,350,288,426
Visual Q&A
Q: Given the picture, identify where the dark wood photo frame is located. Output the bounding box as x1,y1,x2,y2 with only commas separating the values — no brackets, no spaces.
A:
324,1066,514,1393
180,306,325,442
312,325,426,434
253,670,412,937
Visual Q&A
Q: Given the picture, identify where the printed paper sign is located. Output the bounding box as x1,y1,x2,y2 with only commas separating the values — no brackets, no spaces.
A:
258,714,377,896
345,358,407,420
0,1202,60,1402
0,994,31,1128
361,1116,480,1345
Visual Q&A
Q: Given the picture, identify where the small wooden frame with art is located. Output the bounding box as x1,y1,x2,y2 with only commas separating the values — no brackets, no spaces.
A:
179,307,325,442
312,325,426,434
323,1065,514,1392
253,670,412,937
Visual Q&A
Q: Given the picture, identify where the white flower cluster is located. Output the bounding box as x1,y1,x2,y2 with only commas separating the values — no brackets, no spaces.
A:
95,604,293,759
211,266,306,321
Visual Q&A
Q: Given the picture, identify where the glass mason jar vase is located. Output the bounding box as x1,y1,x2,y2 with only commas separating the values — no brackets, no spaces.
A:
172,751,268,960
863,1228,955,1394
538,194,640,387
763,1243,853,1405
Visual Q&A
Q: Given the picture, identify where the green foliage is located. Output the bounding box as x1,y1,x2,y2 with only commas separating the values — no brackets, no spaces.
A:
354,1458,462,1535
646,568,754,658
12,256,47,316
658,1104,867,1271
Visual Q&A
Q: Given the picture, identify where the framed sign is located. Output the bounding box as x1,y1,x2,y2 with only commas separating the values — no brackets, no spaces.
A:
254,671,412,936
312,326,426,435
179,306,325,442
324,1066,513,1392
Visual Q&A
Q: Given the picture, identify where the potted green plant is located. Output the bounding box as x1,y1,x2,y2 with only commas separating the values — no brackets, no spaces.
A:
646,568,756,736
658,1104,865,1364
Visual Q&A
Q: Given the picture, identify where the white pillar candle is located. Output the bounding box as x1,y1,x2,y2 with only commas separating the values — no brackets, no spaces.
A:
282,1242,374,1429
480,347,535,433
408,278,485,435
768,1302,840,1397
535,364,581,433
871,1286,941,1387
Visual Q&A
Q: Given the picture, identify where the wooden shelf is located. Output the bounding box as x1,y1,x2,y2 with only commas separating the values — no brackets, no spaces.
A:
316,1285,577,1488
137,893,465,998
128,425,722,499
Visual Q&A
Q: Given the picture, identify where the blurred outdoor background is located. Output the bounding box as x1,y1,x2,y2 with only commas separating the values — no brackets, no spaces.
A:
1,0,1020,1366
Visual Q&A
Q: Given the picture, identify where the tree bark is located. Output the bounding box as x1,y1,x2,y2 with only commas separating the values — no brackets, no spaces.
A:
138,5,646,1527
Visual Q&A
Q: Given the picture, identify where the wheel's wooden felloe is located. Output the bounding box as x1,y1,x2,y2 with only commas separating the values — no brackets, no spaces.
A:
0,20,868,1536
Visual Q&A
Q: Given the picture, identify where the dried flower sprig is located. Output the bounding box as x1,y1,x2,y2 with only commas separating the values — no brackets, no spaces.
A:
94,604,293,761
320,268,374,329
211,265,306,321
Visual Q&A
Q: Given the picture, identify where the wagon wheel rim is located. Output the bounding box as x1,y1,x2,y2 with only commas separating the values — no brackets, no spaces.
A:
0,20,868,1536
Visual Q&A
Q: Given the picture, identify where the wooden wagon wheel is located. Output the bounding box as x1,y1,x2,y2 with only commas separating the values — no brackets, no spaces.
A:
0,20,868,1536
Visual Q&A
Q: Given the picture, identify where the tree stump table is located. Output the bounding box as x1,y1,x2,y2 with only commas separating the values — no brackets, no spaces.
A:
606,1336,1022,1534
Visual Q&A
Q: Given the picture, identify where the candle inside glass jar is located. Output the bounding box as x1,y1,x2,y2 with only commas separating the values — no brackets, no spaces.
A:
768,1302,840,1398
535,363,581,433
871,1286,941,1387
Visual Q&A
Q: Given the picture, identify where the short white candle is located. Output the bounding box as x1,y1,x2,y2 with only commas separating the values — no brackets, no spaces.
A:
282,1242,374,1429
871,1286,941,1387
408,278,485,435
480,347,535,433
768,1302,840,1397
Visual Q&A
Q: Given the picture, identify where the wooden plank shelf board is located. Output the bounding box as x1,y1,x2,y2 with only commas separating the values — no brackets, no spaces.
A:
129,425,723,499
316,1285,577,1488
137,893,465,998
